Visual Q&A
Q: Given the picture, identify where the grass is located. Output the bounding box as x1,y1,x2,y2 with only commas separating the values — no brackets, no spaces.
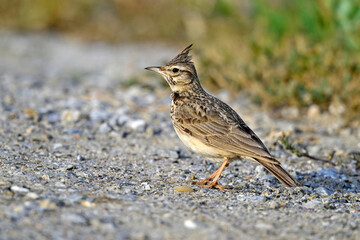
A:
279,133,333,163
0,0,359,122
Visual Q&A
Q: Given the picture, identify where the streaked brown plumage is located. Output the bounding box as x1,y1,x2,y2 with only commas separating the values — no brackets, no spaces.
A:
145,44,299,190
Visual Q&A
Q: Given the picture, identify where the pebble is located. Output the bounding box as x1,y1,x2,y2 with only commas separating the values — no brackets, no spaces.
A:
174,186,194,193
10,186,30,193
80,200,95,208
55,182,67,188
26,192,40,199
90,110,108,122
307,104,321,118
76,155,86,161
114,115,129,127
47,113,61,123
315,187,331,197
158,149,179,159
141,182,151,191
268,201,280,209
61,110,81,122
255,222,273,230
58,164,76,171
68,194,82,204
307,145,321,156
184,220,198,229
303,199,322,209
61,213,87,225
42,174,50,181
23,108,38,120
126,119,147,131
255,165,266,176
53,143,64,150
39,199,57,210
99,122,114,133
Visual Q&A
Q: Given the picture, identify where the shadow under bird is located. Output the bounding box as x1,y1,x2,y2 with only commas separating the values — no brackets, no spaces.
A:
145,44,300,190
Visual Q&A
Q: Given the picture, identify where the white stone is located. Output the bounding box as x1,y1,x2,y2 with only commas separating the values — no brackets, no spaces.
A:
303,199,322,209
127,119,147,131
10,186,29,193
184,220,197,229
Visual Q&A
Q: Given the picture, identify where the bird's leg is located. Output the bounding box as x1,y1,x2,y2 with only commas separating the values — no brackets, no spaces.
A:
195,157,230,191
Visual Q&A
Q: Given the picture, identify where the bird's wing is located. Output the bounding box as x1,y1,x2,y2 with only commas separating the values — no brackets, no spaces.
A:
173,101,279,164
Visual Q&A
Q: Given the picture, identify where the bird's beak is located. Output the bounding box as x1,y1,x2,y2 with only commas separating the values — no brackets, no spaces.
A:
145,66,162,73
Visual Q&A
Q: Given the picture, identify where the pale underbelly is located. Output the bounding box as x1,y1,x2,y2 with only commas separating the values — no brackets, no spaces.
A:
174,127,237,162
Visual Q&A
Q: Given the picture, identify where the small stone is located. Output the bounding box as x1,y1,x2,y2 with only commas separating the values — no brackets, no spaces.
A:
39,199,57,210
184,219,197,229
25,126,35,134
115,106,130,116
174,186,194,193
61,110,81,122
314,187,331,197
80,200,95,208
26,192,40,200
126,119,147,132
268,201,280,209
10,186,29,193
158,149,179,159
99,122,114,133
23,108,38,120
307,104,321,118
303,199,322,209
68,194,82,204
307,145,321,156
76,155,86,161
255,165,266,175
54,152,63,157
55,182,66,188
116,115,129,127
153,128,162,135
66,164,76,170
53,143,63,150
255,222,273,230
61,213,87,225
48,113,61,123
58,165,76,171
42,174,50,181
90,110,108,122
47,113,60,123
141,182,151,191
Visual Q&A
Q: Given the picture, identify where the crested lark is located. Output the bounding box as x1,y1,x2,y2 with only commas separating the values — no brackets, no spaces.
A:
145,44,299,190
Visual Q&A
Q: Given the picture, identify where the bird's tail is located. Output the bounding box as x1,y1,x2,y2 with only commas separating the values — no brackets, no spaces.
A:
255,158,300,187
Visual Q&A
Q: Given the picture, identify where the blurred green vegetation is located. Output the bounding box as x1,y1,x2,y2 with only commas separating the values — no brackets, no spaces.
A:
1,0,360,122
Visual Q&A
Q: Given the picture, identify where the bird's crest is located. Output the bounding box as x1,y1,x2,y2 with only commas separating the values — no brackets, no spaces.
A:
167,44,193,65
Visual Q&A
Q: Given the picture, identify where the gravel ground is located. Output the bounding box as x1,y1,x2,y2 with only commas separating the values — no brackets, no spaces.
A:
0,33,359,240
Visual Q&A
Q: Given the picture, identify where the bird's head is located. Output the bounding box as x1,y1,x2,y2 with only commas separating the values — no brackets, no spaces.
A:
145,44,200,93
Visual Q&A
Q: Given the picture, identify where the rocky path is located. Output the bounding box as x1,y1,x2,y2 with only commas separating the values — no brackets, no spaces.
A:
0,33,359,240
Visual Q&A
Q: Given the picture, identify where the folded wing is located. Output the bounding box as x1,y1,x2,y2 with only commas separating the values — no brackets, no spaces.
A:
173,102,279,164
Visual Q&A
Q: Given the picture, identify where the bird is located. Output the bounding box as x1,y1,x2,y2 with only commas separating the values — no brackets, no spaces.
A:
145,44,299,190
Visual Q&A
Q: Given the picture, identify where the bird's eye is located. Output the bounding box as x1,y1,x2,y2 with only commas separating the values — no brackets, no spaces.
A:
172,68,179,73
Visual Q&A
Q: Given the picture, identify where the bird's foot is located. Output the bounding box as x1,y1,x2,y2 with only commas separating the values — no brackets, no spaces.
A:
191,157,230,191
193,179,226,191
